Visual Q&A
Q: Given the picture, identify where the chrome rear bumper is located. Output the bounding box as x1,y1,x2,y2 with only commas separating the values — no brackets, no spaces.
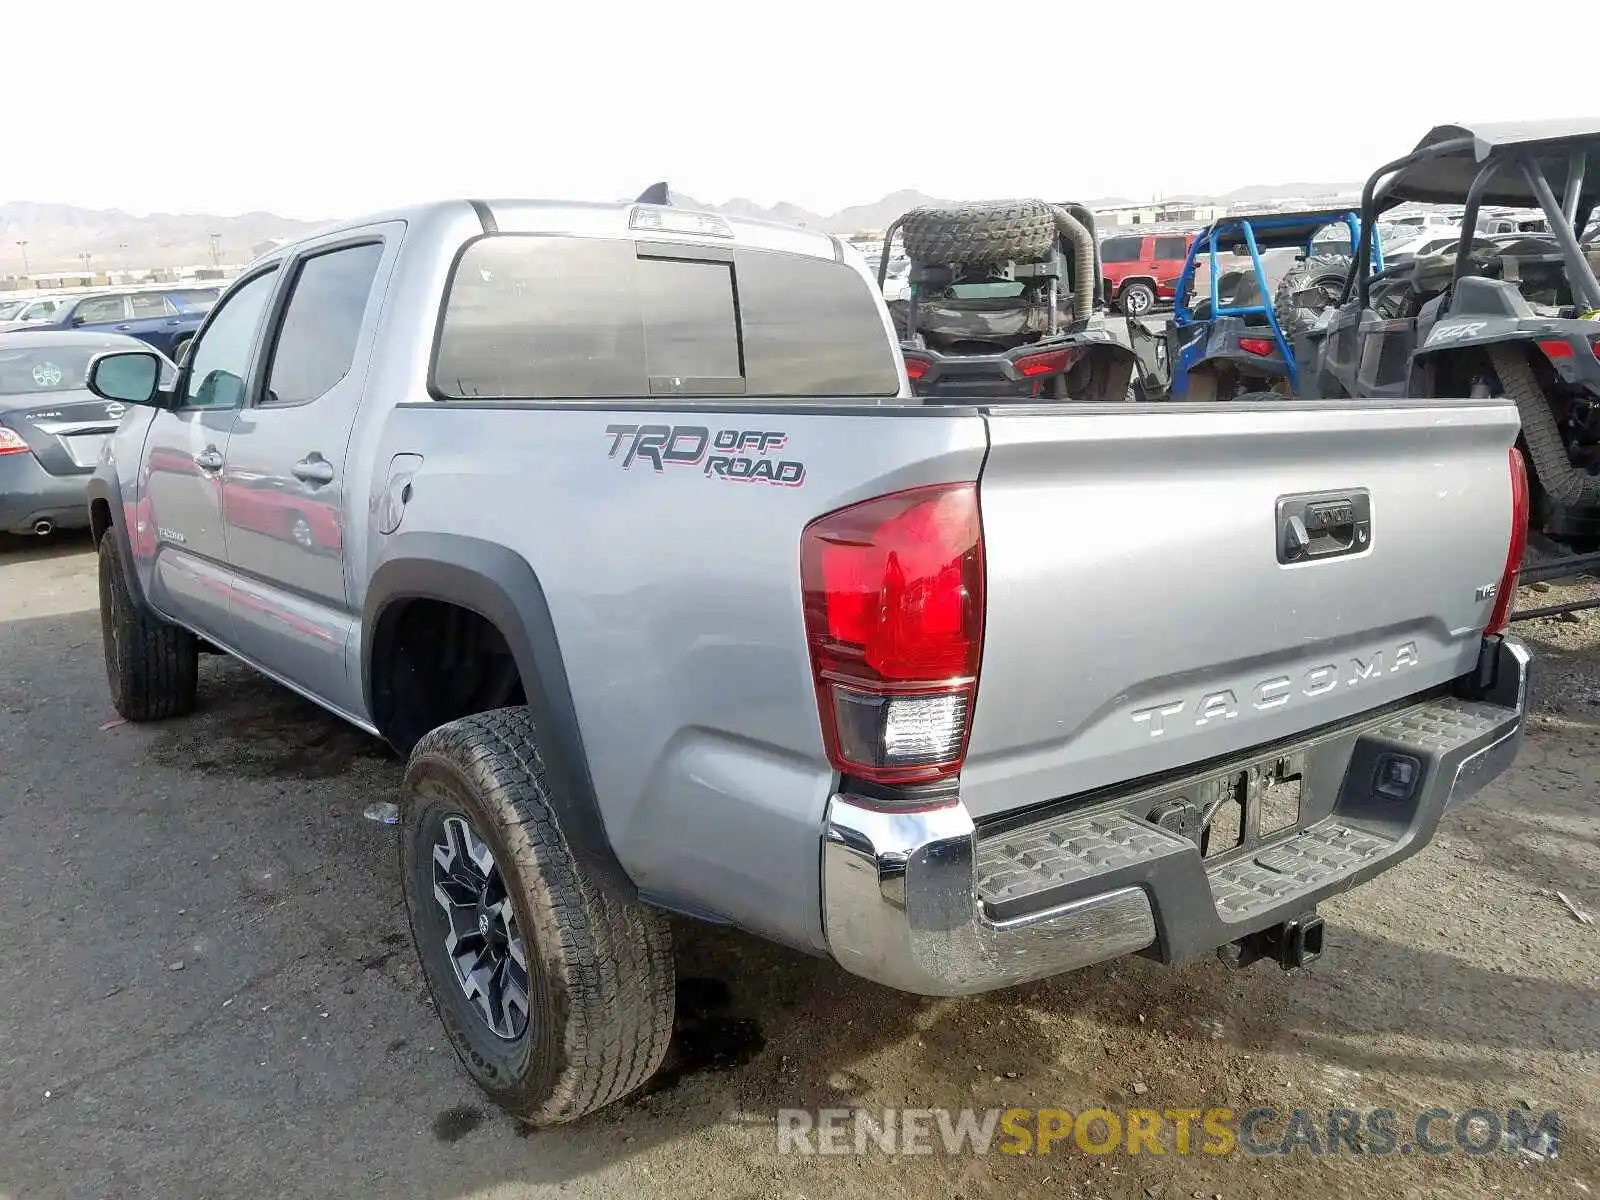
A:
822,637,1530,996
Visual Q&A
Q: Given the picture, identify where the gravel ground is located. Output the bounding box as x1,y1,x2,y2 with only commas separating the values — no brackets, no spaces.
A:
0,533,1594,1200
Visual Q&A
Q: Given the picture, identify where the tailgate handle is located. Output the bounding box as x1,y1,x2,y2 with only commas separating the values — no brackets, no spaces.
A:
1277,490,1371,564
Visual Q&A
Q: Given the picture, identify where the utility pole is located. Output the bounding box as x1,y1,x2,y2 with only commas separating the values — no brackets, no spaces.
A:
15,240,28,276
77,251,92,279
209,232,222,267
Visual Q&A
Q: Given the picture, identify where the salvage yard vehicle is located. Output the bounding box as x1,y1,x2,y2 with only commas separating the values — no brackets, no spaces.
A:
877,199,1150,401
85,192,1530,1126
1297,120,1600,546
0,295,68,331
1165,209,1379,400
0,331,168,536
0,287,219,362
1099,229,1196,316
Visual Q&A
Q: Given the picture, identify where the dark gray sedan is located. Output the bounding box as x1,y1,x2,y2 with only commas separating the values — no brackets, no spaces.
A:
0,332,169,536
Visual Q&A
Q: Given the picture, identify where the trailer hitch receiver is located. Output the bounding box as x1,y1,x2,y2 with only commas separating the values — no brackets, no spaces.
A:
1218,911,1325,972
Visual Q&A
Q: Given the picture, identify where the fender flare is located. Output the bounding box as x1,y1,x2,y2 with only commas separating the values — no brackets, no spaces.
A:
362,533,634,900
1413,327,1540,358
85,472,146,611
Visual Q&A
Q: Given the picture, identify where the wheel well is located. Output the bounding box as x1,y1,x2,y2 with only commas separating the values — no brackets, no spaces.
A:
90,497,112,544
369,598,527,754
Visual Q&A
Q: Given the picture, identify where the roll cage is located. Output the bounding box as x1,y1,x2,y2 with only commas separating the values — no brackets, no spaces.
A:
1172,209,1382,390
1347,121,1600,312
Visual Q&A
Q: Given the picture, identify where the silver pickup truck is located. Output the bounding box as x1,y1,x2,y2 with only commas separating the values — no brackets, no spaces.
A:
82,196,1531,1126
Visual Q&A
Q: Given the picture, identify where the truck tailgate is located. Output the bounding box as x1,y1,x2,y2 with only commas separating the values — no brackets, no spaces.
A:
962,399,1520,820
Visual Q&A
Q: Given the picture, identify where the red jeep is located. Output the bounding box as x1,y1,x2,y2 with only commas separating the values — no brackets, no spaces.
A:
1100,231,1195,316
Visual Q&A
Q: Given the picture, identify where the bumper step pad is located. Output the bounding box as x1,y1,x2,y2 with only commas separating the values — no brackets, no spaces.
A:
977,812,1189,909
972,690,1522,932
1207,823,1391,919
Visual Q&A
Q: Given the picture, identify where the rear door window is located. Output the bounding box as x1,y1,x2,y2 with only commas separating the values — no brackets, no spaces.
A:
128,293,172,318
1154,236,1189,261
433,235,899,400
262,242,384,406
73,296,127,325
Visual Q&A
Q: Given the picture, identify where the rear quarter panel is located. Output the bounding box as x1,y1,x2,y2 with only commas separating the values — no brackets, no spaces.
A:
373,402,987,952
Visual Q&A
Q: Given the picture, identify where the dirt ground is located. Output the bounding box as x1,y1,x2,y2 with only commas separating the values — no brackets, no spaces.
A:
0,533,1594,1200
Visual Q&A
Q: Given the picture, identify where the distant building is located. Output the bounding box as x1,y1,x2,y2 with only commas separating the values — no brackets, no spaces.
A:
1093,202,1226,227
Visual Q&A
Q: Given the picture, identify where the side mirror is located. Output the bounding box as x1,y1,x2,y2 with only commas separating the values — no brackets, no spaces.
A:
70,314,89,327
87,350,164,406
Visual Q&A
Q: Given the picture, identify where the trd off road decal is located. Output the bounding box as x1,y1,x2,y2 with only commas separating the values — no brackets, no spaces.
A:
604,424,806,486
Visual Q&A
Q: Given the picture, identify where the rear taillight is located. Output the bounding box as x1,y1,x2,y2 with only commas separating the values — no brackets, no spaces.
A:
0,429,29,456
903,354,931,381
1538,338,1575,360
1238,337,1276,357
1015,348,1073,378
801,483,984,787
1485,446,1529,636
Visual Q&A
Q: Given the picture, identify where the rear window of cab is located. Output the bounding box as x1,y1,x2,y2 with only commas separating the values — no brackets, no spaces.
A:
432,235,901,401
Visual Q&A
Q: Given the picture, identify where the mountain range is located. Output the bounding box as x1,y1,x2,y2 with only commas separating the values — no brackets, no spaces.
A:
0,180,1369,273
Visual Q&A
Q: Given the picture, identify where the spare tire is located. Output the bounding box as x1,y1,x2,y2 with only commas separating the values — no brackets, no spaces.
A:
900,200,1058,266
1273,253,1351,337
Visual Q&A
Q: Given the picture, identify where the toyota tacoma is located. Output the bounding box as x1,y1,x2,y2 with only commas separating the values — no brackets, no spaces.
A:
82,193,1531,1125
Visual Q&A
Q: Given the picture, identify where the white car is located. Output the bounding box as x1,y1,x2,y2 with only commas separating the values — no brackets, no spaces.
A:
1383,227,1466,264
0,296,68,332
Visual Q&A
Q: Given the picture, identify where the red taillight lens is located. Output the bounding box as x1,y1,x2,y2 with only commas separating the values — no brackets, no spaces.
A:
1015,348,1072,378
1485,446,1529,636
0,428,30,456
801,483,985,786
1538,338,1575,360
1238,337,1277,357
903,354,931,381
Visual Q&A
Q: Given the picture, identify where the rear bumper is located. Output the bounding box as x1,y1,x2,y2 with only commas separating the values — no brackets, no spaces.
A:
822,637,1530,996
0,451,91,534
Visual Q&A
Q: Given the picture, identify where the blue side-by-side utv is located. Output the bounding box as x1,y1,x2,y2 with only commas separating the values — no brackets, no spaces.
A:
1163,209,1382,401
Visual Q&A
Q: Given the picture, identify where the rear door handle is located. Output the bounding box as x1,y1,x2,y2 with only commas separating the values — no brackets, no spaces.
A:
114,324,131,331
194,447,224,472
292,455,334,485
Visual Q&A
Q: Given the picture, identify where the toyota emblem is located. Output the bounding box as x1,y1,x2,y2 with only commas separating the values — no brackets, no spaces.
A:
105,402,126,419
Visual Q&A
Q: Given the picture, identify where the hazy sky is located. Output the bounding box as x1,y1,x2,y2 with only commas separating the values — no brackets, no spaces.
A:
13,1,1597,220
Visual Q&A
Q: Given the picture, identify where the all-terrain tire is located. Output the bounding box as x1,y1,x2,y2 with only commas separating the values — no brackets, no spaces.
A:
97,532,198,721
400,707,675,1126
1273,253,1350,337
900,200,1058,265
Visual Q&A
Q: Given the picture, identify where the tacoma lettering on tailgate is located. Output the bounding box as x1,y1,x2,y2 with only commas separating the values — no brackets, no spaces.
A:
1131,642,1420,737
